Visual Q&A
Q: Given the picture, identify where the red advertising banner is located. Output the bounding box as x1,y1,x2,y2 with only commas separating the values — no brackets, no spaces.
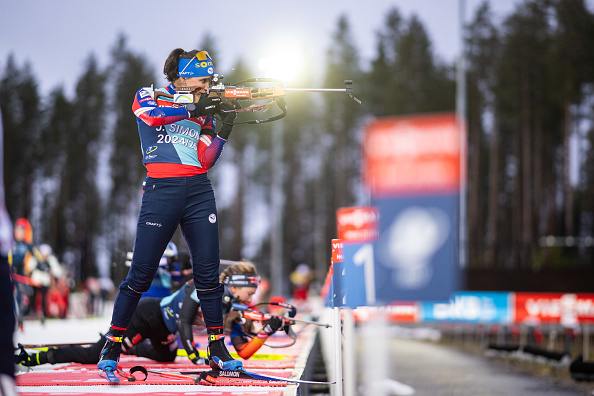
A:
363,113,462,196
336,207,378,243
387,303,419,323
330,238,343,264
514,293,594,325
353,304,419,324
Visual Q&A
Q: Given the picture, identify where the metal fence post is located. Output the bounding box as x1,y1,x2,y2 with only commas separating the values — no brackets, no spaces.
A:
331,307,343,396
343,308,355,396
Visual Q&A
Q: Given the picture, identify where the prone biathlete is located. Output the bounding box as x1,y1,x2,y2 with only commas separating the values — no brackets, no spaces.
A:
18,261,286,366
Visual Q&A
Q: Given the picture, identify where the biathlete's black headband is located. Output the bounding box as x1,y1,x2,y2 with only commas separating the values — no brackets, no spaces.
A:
223,274,260,288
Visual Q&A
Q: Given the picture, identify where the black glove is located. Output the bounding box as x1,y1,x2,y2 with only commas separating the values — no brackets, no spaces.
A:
262,316,284,336
187,95,221,117
217,100,238,139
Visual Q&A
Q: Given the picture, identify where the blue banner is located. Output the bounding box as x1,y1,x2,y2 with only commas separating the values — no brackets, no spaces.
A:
373,194,460,303
420,292,512,324
332,261,344,307
341,242,373,308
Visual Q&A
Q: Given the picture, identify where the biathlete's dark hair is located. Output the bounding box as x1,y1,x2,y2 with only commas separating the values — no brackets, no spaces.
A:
163,48,200,82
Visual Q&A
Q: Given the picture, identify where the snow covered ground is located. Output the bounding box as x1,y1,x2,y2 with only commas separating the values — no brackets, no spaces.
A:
16,313,112,347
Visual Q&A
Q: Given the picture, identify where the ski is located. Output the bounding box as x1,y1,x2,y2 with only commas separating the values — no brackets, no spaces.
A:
239,368,336,385
198,369,286,387
177,368,335,385
97,365,148,383
143,368,283,386
98,368,120,383
131,364,335,386
144,369,195,382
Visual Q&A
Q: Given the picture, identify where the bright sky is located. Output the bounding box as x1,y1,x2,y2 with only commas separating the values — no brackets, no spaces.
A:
0,0,520,95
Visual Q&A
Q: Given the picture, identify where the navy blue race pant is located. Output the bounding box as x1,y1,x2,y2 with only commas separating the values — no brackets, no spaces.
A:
111,174,223,330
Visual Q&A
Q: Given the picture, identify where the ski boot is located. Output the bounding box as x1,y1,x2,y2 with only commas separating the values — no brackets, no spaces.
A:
16,344,52,366
97,329,124,373
207,330,243,371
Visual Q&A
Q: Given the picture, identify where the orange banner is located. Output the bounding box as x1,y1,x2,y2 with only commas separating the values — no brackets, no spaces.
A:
336,207,378,243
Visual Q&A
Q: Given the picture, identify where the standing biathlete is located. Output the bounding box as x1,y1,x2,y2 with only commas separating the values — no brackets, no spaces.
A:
99,48,241,373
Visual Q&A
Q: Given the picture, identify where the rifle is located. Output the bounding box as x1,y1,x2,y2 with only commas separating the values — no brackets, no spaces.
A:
230,301,329,348
154,76,361,125
231,302,331,328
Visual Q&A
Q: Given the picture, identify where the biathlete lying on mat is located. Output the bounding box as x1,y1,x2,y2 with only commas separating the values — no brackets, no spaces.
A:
17,261,287,366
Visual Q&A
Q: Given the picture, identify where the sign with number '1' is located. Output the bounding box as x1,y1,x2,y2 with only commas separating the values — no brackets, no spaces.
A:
336,206,378,308
364,113,463,303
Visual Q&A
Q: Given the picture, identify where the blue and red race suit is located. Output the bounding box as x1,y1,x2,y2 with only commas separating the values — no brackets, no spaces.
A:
131,84,226,178
107,82,227,334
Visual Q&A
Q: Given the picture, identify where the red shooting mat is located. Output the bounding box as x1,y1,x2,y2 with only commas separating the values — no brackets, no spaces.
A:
16,368,292,387
59,355,297,370
16,317,313,394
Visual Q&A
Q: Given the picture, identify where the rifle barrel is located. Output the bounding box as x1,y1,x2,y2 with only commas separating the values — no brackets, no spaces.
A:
291,317,332,328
